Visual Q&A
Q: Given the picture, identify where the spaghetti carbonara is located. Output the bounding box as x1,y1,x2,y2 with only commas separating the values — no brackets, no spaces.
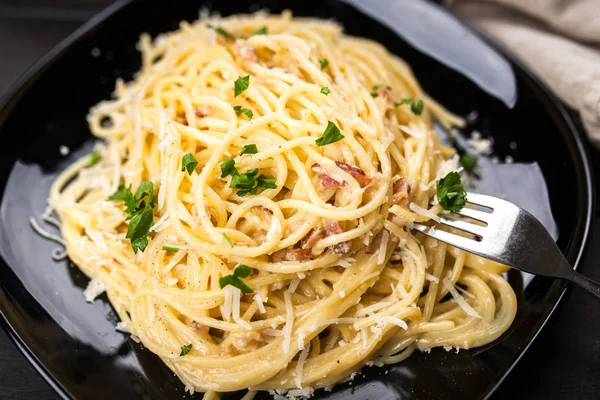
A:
42,11,517,399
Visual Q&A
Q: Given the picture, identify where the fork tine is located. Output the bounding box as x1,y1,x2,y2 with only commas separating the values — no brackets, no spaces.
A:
454,207,491,223
439,216,485,236
465,192,503,209
413,223,481,254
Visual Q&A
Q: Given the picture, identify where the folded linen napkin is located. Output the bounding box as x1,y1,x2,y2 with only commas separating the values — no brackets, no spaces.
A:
447,0,600,146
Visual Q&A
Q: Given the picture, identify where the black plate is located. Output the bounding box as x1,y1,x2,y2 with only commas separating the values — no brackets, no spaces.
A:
0,0,593,399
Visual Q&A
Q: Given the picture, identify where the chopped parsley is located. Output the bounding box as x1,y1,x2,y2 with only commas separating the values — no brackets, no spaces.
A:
234,75,250,97
223,233,234,248
239,144,258,156
460,153,478,173
436,171,467,212
372,84,392,91
220,157,277,196
220,158,237,177
88,150,100,167
315,121,344,146
179,344,192,356
443,127,479,173
371,84,391,97
319,58,329,69
207,24,233,39
162,245,179,252
181,153,198,175
233,105,253,119
108,181,156,253
320,87,330,95
251,26,267,36
396,98,424,115
219,265,253,294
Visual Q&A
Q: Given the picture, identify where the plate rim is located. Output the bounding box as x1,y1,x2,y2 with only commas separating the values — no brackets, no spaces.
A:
0,0,594,399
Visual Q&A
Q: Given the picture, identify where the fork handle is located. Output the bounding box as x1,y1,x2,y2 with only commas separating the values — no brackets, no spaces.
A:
570,271,600,300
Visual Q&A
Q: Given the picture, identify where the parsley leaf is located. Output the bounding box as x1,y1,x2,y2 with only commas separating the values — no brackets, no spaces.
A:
319,58,329,69
315,121,344,146
233,105,253,119
396,98,424,115
257,174,277,189
126,206,154,252
219,265,253,294
234,265,252,278
134,181,154,204
320,87,330,95
372,84,391,91
371,93,379,98
230,168,260,196
229,168,277,196
223,233,234,248
181,153,198,175
234,75,250,97
239,144,258,155
108,184,136,214
207,24,233,39
179,344,192,356
460,153,478,173
436,171,467,212
251,26,267,36
220,156,276,196
109,181,156,252
220,158,237,178
88,150,101,167
162,245,179,252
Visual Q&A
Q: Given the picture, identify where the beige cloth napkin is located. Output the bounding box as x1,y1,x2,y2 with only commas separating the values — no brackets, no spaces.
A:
447,0,600,146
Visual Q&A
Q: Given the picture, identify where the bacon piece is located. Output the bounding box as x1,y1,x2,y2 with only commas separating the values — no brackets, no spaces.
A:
312,162,371,190
301,228,326,250
325,220,352,254
312,164,345,189
364,232,383,254
227,331,265,354
377,87,394,102
269,248,312,262
234,41,258,63
195,105,212,118
335,161,372,188
392,177,411,206
300,221,352,254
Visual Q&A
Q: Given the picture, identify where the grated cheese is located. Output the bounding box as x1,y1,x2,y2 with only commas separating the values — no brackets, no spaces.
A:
295,342,311,388
374,316,408,330
83,278,106,303
253,293,267,314
287,278,300,294
115,321,129,333
443,278,482,318
409,202,440,223
282,291,294,353
263,329,283,337
231,287,251,330
377,230,389,265
425,273,439,283
223,285,233,321
354,302,394,317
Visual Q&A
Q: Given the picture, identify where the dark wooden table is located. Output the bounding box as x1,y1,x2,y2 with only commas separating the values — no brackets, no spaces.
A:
0,1,599,399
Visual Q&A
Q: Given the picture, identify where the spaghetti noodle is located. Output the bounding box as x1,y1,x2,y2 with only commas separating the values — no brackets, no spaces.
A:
45,11,517,399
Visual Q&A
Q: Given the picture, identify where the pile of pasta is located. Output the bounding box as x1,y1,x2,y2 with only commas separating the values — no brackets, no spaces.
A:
46,11,516,399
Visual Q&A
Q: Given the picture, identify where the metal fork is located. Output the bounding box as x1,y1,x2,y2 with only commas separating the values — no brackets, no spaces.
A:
413,192,600,300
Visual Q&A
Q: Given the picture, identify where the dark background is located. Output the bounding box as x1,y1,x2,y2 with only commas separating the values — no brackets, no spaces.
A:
0,1,599,399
